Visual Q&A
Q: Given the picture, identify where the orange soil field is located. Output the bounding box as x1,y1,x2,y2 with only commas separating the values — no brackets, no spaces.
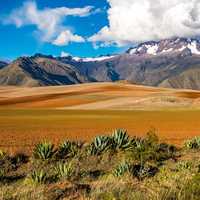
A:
0,82,200,153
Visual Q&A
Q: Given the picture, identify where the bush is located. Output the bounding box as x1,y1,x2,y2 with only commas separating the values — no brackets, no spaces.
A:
0,168,5,181
155,143,177,162
181,174,200,200
111,129,131,150
176,161,192,171
33,141,55,160
56,140,80,159
113,162,130,177
54,162,74,179
27,170,47,185
129,163,158,180
0,150,7,160
11,153,28,166
89,136,112,155
184,137,200,149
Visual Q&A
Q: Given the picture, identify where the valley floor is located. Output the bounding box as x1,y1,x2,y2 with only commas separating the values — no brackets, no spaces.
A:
0,82,200,153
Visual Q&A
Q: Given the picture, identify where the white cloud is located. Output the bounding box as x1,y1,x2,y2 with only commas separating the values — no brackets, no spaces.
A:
5,1,92,44
61,51,70,57
89,0,200,46
53,30,85,46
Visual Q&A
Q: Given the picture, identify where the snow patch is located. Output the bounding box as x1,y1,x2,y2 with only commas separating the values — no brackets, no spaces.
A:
146,44,158,55
187,41,200,55
72,55,116,62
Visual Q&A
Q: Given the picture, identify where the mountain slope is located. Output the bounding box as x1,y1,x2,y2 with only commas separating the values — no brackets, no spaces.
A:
0,56,88,86
159,67,200,89
1,37,200,89
59,38,200,90
0,61,7,69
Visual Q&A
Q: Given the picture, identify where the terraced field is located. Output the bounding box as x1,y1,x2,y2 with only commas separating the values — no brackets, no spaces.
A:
0,82,200,153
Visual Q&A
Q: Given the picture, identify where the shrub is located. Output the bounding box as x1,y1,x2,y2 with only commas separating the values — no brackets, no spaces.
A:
33,141,55,160
180,174,200,199
54,162,74,179
89,135,112,155
56,140,80,159
113,162,130,177
129,164,158,180
184,137,200,149
11,153,28,166
112,129,131,150
155,143,177,162
0,150,7,160
27,170,47,185
176,161,192,171
0,168,5,180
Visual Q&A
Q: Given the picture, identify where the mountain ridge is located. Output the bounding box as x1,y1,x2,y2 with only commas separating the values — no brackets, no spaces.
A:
1,37,200,89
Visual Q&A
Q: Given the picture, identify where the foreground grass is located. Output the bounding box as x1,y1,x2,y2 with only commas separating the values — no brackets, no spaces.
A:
0,130,200,200
1,109,200,153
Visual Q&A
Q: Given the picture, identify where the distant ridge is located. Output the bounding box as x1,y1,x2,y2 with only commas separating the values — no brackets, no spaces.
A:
0,61,7,69
1,37,200,89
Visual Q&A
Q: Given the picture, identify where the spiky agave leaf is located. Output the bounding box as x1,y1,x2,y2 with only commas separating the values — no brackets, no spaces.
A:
28,170,47,185
33,141,55,160
57,140,80,159
54,162,74,179
90,135,112,155
113,161,130,177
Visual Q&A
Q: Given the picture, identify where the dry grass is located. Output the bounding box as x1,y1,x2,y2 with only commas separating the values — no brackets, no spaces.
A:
0,82,200,153
0,109,200,154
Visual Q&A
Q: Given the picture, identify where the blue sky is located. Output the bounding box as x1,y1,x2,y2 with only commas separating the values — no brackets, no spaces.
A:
1,0,200,61
0,0,124,60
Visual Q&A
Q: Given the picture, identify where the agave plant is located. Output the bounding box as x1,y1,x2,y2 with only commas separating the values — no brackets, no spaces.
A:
28,170,47,185
112,129,130,149
89,135,112,155
54,162,74,179
56,140,79,159
184,137,200,149
33,141,55,160
113,162,130,177
0,150,7,160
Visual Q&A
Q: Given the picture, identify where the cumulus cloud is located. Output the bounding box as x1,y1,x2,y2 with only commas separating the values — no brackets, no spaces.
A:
4,1,92,44
89,0,200,46
61,51,70,57
53,30,85,46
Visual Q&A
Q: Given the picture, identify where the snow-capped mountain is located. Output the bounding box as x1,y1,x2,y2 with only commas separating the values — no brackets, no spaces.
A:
2,37,200,90
127,38,200,56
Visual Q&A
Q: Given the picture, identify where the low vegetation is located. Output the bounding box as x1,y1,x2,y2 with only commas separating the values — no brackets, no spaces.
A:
0,129,200,199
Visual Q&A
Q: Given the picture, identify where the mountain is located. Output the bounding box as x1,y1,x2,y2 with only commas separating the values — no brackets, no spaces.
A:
59,37,200,90
1,37,200,89
0,61,7,69
0,55,88,86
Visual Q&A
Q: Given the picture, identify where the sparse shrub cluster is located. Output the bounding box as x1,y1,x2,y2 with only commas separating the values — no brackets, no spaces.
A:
33,141,55,160
184,136,200,149
26,170,47,185
2,130,200,199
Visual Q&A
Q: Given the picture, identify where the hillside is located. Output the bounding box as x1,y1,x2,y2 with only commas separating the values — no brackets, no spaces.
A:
0,56,88,86
0,61,7,69
60,38,200,90
1,38,200,89
1,82,200,109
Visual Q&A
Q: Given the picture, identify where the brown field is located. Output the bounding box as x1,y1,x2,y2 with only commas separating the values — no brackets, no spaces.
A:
0,82,200,153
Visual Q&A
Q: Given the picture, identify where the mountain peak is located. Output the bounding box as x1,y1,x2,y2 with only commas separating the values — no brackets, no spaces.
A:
127,37,200,56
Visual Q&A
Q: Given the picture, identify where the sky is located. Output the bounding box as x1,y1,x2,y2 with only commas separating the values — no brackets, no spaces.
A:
1,0,200,60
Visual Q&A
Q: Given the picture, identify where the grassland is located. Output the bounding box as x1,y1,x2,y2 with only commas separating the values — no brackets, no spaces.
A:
0,109,200,153
0,82,200,153
1,131,200,200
